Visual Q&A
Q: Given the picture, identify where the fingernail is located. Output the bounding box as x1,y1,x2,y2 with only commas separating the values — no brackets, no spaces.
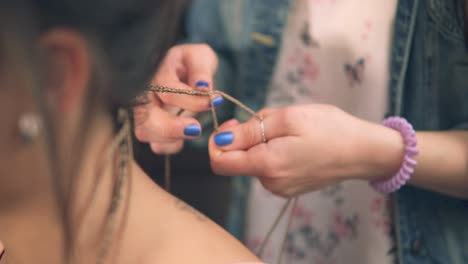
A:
211,96,224,107
195,80,210,88
214,132,234,146
184,124,201,136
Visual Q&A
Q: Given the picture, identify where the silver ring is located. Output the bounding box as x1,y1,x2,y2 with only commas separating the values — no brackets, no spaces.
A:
259,116,267,143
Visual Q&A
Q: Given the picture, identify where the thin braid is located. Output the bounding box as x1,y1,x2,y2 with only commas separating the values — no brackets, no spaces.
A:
96,109,131,264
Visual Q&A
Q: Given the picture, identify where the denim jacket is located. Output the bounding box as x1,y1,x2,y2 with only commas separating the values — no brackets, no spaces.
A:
186,0,468,263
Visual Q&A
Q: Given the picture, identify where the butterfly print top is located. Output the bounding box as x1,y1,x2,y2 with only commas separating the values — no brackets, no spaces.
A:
248,0,399,263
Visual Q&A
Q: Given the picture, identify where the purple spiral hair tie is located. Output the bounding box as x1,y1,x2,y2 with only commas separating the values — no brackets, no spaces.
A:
370,117,418,193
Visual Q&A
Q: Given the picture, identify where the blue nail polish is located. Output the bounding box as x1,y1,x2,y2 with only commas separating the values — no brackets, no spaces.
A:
195,80,209,88
214,132,234,146
212,97,224,107
184,124,201,136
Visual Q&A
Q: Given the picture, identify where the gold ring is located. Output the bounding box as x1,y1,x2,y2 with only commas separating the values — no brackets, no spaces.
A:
259,116,267,143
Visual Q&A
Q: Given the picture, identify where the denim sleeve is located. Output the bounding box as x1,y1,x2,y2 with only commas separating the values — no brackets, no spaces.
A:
452,123,468,130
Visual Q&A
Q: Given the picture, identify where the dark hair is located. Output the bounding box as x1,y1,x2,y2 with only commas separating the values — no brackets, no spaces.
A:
2,0,183,102
0,0,183,261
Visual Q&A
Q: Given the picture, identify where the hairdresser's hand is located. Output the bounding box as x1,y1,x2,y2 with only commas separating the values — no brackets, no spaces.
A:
134,44,222,154
208,105,404,197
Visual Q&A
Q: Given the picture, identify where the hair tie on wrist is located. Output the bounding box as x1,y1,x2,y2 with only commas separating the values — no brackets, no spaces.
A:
370,117,418,193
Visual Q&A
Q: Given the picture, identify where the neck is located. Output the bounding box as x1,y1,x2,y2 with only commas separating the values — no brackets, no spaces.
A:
0,112,124,264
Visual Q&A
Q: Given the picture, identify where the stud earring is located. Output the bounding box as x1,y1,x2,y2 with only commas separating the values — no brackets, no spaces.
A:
18,112,42,144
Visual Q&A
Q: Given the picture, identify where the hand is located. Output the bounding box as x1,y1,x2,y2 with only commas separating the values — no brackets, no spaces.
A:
134,44,223,154
209,105,404,197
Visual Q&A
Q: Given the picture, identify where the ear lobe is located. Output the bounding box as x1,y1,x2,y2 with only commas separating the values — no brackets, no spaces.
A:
39,29,91,114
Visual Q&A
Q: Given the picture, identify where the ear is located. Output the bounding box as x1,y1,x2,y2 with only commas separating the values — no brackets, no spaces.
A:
39,29,91,113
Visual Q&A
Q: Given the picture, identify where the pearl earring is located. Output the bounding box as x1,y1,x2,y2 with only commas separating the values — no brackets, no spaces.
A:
18,113,42,144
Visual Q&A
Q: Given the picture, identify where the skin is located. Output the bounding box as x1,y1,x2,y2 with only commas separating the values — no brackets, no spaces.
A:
209,107,468,199
134,44,219,154
0,30,260,264
141,44,468,199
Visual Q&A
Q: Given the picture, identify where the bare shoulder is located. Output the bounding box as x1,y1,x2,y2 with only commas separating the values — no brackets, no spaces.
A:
121,163,260,264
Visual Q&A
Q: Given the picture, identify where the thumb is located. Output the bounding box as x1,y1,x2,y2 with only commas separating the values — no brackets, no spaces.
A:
211,108,287,151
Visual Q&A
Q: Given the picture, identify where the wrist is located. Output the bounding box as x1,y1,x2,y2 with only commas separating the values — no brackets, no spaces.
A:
351,120,406,182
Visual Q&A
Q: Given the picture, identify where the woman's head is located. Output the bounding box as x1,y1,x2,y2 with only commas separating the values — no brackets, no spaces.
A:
0,0,182,121
0,0,182,261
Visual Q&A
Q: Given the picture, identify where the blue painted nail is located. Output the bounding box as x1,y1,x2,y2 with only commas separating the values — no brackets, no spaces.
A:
212,96,224,107
184,124,201,136
214,132,234,146
195,80,209,88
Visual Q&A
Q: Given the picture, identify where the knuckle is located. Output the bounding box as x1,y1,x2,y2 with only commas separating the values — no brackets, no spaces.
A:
158,124,178,140
166,141,184,154
166,46,180,57
134,127,147,142
313,104,342,121
244,122,261,146
150,143,165,154
157,92,172,103
133,109,150,128
258,107,274,117
279,108,295,132
150,141,183,155
148,120,180,141
281,107,294,122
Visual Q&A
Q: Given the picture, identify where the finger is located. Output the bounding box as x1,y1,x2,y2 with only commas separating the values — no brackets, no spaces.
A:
134,105,202,143
152,81,214,113
152,44,220,112
208,131,258,176
133,92,162,127
211,108,286,151
217,119,240,130
182,44,218,89
209,135,269,177
150,141,184,155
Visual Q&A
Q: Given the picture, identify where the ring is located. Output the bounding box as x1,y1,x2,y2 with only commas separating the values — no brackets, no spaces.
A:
259,116,267,143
